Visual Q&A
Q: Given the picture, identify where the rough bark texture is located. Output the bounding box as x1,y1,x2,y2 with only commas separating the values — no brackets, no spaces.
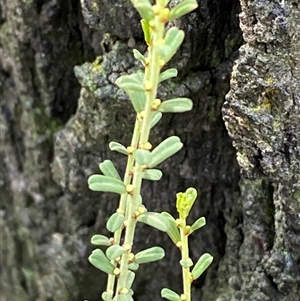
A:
2,0,297,301
223,0,300,300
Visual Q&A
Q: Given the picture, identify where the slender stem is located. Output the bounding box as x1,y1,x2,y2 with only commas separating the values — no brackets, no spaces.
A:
106,118,142,300
180,219,191,301
115,13,165,300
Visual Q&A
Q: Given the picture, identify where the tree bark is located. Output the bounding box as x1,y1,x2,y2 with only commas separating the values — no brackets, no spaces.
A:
223,0,300,300
1,1,298,301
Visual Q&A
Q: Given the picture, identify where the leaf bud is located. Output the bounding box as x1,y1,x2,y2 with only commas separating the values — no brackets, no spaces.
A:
126,184,134,193
114,268,121,276
144,80,153,91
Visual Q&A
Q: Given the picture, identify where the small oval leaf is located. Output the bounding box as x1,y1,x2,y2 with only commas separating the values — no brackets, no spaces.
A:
88,175,126,194
119,294,134,301
169,0,198,21
99,160,122,180
102,291,113,301
88,249,115,275
161,27,185,63
191,217,206,234
179,258,194,268
106,212,125,233
133,2,154,22
109,141,128,155
115,74,144,92
128,262,139,271
91,234,111,246
106,245,126,260
134,246,165,264
161,212,180,244
191,253,213,280
133,49,146,64
159,68,178,83
137,212,169,232
159,98,193,113
134,149,151,165
161,288,181,301
126,270,136,289
150,112,162,128
148,136,183,168
142,169,163,181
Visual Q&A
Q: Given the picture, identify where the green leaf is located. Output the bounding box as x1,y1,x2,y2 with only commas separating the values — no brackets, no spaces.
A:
148,136,183,168
115,74,144,92
150,112,162,128
159,98,193,113
133,49,146,65
176,187,197,219
119,294,134,301
99,160,122,180
91,234,111,246
137,212,169,232
134,149,151,165
109,141,128,155
88,249,115,274
106,245,126,260
102,291,113,301
179,258,193,268
190,217,206,234
160,27,185,63
132,1,154,22
161,212,180,244
106,212,125,232
128,262,139,271
169,0,198,21
141,19,151,44
134,246,165,264
191,253,213,280
116,73,146,112
159,68,178,83
88,175,126,194
161,288,181,301
142,169,163,181
126,270,136,289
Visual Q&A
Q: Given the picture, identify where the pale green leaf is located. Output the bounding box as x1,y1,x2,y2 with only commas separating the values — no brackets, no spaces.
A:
109,141,128,155
142,169,163,181
106,212,125,233
99,160,121,180
134,246,165,264
161,288,181,301
88,175,126,194
134,149,151,165
148,136,183,168
106,245,126,260
191,217,206,234
191,253,213,280
159,98,193,113
88,249,114,274
159,68,178,83
150,112,162,128
169,0,198,21
137,212,169,232
161,212,180,244
91,234,111,246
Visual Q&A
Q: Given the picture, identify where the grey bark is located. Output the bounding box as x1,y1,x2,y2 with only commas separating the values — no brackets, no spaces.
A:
223,0,300,300
1,1,298,301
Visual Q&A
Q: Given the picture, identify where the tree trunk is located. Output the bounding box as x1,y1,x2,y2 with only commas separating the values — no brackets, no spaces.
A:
0,1,298,301
222,1,300,300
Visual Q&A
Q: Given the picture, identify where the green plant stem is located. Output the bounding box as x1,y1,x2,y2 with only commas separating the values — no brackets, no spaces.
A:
115,16,165,300
106,118,142,300
180,219,191,301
